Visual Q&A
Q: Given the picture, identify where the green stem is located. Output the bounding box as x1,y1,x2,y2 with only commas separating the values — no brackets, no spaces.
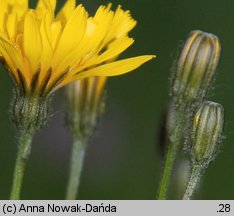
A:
157,111,185,199
10,131,33,200
183,164,202,200
66,136,87,200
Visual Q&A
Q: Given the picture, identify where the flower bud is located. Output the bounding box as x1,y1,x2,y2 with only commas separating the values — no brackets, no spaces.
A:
66,77,106,138
191,101,224,166
172,30,221,108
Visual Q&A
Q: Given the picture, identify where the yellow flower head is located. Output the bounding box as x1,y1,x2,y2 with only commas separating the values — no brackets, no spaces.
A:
0,0,155,96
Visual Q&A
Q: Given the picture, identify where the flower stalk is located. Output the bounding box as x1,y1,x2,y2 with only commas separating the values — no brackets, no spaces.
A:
66,78,106,199
10,92,50,199
183,164,202,200
66,135,88,200
157,108,185,199
10,130,34,200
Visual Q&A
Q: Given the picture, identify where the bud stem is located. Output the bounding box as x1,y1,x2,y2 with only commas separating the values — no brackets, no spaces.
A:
66,135,88,200
10,130,34,200
10,92,50,199
183,164,202,200
157,110,185,199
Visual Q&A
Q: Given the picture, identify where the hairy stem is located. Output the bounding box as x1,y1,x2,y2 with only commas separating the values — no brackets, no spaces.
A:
157,111,185,199
183,164,202,200
66,136,87,200
10,131,33,200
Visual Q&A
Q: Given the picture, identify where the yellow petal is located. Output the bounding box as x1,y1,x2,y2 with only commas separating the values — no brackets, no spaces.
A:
55,55,155,90
0,1,7,34
16,0,28,6
69,36,134,73
52,5,87,72
15,0,28,9
39,13,53,83
36,0,56,12
50,20,62,49
96,36,134,63
104,6,136,43
36,0,56,21
23,11,42,72
55,5,87,51
8,0,28,7
56,0,76,25
0,36,30,85
62,7,114,66
0,37,17,72
11,0,29,19
6,13,17,39
77,55,156,78
81,6,113,53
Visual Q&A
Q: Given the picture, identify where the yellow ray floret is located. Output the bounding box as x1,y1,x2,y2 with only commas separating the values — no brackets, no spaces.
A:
0,0,155,96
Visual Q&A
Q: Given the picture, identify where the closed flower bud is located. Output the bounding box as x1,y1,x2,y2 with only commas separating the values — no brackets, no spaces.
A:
191,101,224,166
172,30,221,108
66,77,106,138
